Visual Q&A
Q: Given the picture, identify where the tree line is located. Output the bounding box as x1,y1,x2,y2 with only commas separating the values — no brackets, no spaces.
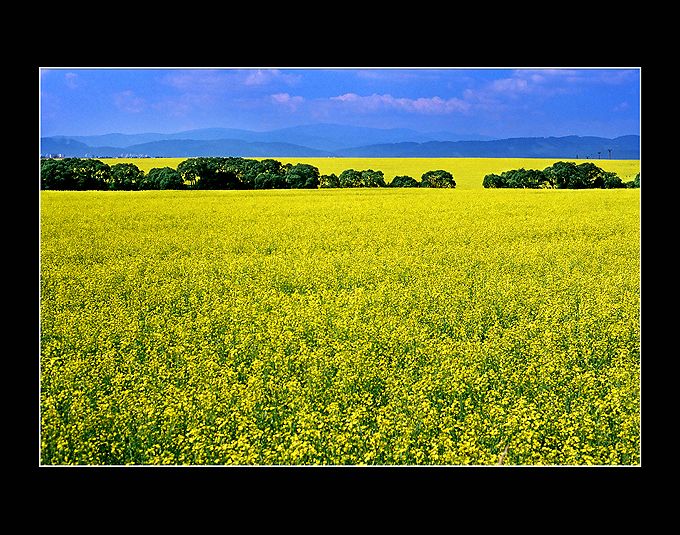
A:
482,161,640,189
40,157,639,191
40,157,457,191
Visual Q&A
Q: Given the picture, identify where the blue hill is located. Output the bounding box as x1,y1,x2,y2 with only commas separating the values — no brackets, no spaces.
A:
40,126,640,160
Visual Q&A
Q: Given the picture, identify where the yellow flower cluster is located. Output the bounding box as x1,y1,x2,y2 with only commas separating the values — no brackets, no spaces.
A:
40,187,640,465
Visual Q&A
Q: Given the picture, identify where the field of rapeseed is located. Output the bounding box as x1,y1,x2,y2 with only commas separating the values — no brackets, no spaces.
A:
40,187,640,465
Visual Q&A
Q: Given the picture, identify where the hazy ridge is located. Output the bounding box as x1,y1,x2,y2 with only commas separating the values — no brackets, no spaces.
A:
40,124,640,159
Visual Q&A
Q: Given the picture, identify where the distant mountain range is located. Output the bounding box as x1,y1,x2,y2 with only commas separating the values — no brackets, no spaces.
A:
40,124,640,159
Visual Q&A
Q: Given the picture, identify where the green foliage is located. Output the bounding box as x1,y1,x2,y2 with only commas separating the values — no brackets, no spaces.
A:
41,157,327,191
361,169,386,187
319,173,340,188
626,173,640,188
109,163,144,191
482,173,504,189
283,163,320,189
40,158,111,190
72,159,111,190
602,172,625,189
141,167,185,190
420,169,456,188
41,158,77,190
336,168,386,188
244,159,284,189
484,161,631,190
504,168,549,188
176,158,208,188
389,175,419,188
543,161,580,188
502,168,545,188
254,172,287,190
574,162,607,189
338,169,363,188
517,169,547,188
40,157,637,194
172,157,323,190
176,158,237,189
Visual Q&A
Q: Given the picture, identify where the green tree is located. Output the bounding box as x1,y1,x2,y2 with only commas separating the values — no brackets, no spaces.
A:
482,172,506,188
109,162,144,190
284,163,320,189
361,169,386,187
254,172,287,189
337,169,386,188
625,173,640,188
420,169,455,188
41,158,77,190
202,160,242,189
576,162,607,189
498,168,548,188
543,161,580,188
521,169,548,188
504,169,527,188
141,167,184,190
176,157,248,189
241,159,283,189
338,169,363,188
602,171,624,189
71,159,110,190
389,175,419,187
319,173,340,188
177,158,209,188
212,157,250,189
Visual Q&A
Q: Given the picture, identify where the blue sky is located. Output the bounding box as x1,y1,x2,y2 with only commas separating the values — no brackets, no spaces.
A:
39,67,640,138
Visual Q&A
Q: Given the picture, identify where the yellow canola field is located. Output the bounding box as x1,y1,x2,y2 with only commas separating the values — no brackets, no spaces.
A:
40,187,640,465
100,157,640,190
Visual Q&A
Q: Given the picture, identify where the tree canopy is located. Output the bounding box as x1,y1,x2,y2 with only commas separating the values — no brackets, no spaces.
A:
337,169,386,188
40,156,637,192
110,163,145,191
389,175,419,188
420,169,456,188
482,161,639,189
141,167,185,190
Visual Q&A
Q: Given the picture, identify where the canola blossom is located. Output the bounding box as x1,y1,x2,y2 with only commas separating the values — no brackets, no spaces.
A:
40,187,640,465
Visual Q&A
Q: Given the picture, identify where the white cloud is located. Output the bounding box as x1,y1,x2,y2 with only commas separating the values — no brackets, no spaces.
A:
509,68,637,90
270,92,304,110
490,77,530,94
244,69,300,86
329,93,470,114
245,69,276,86
354,70,425,82
161,69,300,98
463,69,582,105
